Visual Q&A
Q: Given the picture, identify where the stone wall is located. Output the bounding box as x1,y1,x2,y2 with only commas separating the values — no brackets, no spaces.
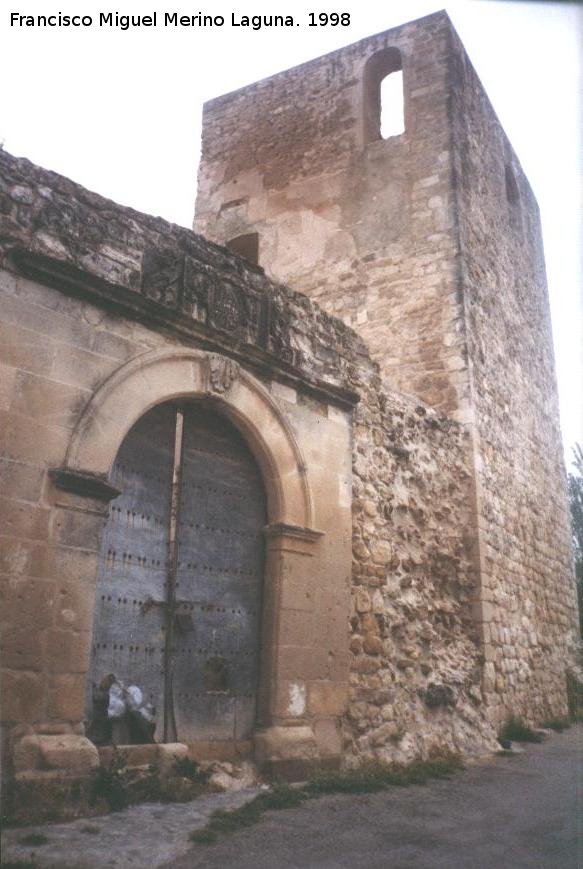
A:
0,148,499,786
195,11,578,730
347,371,496,760
449,32,579,725
0,151,370,404
0,149,360,780
194,12,471,420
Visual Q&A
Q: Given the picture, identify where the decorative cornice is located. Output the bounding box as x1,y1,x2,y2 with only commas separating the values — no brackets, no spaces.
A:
263,523,324,543
50,468,121,502
9,247,360,411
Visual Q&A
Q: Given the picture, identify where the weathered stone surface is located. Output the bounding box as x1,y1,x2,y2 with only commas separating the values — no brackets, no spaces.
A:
255,726,319,762
48,674,86,721
0,151,365,408
12,734,41,772
307,682,348,717
449,26,579,725
208,760,258,791
1,669,46,723
157,742,189,776
195,12,469,419
346,379,498,759
0,10,576,790
195,10,577,756
37,734,99,772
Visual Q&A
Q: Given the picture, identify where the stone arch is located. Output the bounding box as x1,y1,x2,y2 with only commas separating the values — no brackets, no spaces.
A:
65,347,314,531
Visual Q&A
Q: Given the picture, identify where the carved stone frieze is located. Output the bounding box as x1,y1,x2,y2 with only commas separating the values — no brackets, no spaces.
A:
141,248,265,347
141,247,183,308
1,150,362,409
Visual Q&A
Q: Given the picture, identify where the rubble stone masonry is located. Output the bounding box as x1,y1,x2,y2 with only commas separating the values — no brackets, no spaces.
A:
449,28,578,724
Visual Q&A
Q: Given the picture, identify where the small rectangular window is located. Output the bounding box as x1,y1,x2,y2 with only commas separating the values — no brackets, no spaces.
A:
226,232,259,266
381,70,405,139
363,47,405,143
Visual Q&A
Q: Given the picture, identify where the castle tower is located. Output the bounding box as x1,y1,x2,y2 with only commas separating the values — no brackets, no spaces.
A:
195,12,470,418
195,11,578,724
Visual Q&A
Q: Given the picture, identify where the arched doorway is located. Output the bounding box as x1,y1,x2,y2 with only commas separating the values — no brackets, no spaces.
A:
86,399,267,745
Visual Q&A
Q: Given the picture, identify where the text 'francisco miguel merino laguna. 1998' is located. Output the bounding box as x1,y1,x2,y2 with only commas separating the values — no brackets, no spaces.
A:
8,12,350,30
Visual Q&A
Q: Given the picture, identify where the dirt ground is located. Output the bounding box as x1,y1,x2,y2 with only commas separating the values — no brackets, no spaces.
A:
170,725,582,869
2,725,581,869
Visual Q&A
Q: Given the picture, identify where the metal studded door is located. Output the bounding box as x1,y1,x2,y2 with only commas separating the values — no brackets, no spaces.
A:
87,400,266,744
171,404,266,743
87,403,175,731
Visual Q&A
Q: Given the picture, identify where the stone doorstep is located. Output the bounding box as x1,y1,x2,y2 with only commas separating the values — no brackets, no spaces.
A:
14,767,94,784
12,727,341,791
97,739,255,769
98,743,159,768
98,742,188,775
185,738,254,762
13,734,100,775
13,735,192,778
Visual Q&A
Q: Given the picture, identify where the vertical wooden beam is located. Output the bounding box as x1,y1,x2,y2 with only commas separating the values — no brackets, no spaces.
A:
163,406,185,743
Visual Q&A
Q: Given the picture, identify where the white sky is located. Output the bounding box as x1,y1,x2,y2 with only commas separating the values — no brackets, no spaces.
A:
1,0,581,461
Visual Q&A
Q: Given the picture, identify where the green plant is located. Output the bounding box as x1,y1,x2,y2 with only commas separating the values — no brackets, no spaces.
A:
189,753,464,845
136,764,163,802
542,717,571,732
500,716,543,744
306,764,390,795
566,668,583,720
17,832,49,846
254,783,308,810
306,753,462,796
389,727,406,745
1,862,38,868
91,750,129,811
173,755,210,783
189,783,305,844
189,827,218,844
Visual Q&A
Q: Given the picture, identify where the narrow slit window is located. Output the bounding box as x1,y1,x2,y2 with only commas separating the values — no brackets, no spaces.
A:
226,232,259,266
363,47,404,143
380,70,405,139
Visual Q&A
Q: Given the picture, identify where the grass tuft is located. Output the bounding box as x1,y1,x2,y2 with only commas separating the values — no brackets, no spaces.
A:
17,832,50,846
253,784,308,811
189,827,218,844
80,824,102,834
306,754,462,796
189,753,464,845
542,717,571,733
1,862,38,868
500,716,544,744
172,756,210,784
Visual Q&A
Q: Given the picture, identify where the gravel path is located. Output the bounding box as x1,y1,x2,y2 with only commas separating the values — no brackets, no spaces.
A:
1,788,260,868
169,726,581,869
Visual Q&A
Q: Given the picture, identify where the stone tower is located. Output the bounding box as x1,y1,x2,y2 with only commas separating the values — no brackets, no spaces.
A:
195,11,578,725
